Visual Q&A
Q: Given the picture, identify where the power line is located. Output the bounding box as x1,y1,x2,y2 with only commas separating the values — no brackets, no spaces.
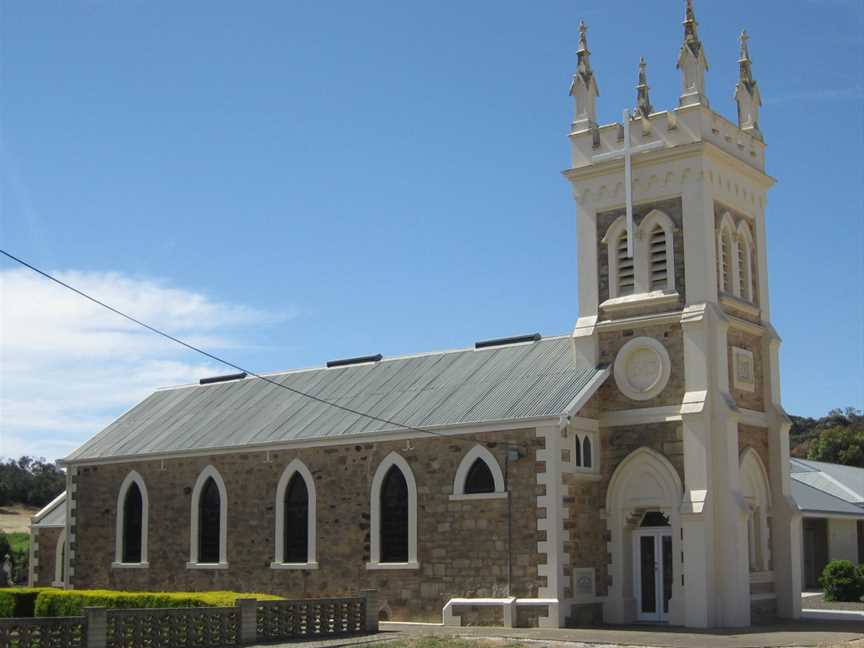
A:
0,248,491,447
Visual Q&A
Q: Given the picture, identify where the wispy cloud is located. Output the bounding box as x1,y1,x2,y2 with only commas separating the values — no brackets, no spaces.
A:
0,268,289,462
763,86,864,106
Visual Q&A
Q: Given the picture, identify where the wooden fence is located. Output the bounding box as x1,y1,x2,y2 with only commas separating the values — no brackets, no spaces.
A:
0,591,377,648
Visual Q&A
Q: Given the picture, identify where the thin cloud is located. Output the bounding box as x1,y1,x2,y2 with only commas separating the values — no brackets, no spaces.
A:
0,268,290,462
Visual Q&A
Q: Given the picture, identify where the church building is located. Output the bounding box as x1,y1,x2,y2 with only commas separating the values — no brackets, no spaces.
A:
33,2,802,629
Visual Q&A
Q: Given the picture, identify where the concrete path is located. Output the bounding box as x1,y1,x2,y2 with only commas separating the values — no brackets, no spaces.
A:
249,619,864,648
378,620,864,648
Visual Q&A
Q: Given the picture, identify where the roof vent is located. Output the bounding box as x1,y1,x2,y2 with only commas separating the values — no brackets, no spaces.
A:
326,354,383,369
199,372,247,385
475,333,542,349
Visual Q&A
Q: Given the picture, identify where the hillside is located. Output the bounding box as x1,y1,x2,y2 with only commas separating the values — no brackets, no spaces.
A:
789,407,863,466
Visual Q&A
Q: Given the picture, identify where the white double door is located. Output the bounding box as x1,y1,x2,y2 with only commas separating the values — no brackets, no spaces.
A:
633,528,673,622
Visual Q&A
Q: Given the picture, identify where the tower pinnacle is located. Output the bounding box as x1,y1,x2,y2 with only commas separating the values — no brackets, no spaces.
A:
634,57,653,118
676,0,709,107
569,19,600,133
735,30,762,139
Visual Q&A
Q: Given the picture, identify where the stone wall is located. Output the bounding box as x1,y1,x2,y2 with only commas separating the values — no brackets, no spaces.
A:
71,429,542,622
597,323,684,411
727,329,765,412
564,422,683,600
596,198,685,313
738,425,769,470
33,527,62,586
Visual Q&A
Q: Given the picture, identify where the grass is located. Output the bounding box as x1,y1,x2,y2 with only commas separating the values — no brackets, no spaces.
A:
368,639,527,648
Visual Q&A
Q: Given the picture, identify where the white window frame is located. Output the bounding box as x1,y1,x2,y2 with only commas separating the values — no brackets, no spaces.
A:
187,465,228,569
602,210,677,302
570,429,600,476
450,444,507,500
367,452,419,570
112,470,150,568
53,530,66,587
717,212,737,296
735,220,755,302
272,459,318,570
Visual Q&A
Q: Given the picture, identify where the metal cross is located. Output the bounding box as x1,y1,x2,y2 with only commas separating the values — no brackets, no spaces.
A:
592,109,665,257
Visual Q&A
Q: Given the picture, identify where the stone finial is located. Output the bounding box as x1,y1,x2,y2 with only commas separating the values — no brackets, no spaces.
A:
634,57,653,118
569,18,600,132
735,30,763,139
676,0,709,107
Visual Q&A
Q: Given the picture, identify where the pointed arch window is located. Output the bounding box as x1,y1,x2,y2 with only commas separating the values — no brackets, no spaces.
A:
735,222,755,303
571,429,599,475
113,471,149,568
368,452,418,569
648,225,668,290
602,211,676,303
582,436,593,469
451,445,507,500
188,466,228,568
717,214,736,296
616,231,636,296
272,459,318,569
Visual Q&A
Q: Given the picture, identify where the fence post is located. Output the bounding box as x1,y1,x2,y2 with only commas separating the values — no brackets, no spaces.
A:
236,598,258,645
84,607,107,648
360,590,378,633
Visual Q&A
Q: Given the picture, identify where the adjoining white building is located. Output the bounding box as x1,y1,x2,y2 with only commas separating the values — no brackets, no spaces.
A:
790,459,864,589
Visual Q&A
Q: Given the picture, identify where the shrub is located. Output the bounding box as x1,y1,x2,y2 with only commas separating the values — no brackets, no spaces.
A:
819,560,864,602
0,588,61,618
34,590,282,617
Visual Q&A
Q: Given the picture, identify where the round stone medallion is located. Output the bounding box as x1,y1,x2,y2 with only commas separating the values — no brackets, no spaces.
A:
613,336,671,401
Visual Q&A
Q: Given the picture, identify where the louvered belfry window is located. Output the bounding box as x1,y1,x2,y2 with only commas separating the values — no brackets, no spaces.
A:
122,482,143,563
380,466,409,563
616,232,635,296
720,231,732,293
283,473,309,563
464,458,495,494
649,225,668,290
198,477,221,563
737,235,749,300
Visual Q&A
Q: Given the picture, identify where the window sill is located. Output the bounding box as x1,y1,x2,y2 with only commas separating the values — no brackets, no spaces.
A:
270,561,319,570
186,561,229,570
366,561,420,571
568,466,602,480
600,291,679,313
720,294,760,317
111,561,149,569
449,492,508,501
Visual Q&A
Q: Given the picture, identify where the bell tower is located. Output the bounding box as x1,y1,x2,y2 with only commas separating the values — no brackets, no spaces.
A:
565,2,801,628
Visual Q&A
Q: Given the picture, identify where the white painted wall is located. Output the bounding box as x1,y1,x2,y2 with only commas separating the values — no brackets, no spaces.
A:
828,518,860,563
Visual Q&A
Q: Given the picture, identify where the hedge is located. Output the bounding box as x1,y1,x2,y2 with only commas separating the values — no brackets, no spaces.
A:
0,588,62,618
0,588,282,618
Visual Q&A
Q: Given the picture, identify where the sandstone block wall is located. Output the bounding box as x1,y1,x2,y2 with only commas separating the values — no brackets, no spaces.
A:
71,429,542,622
597,323,685,411
33,527,62,587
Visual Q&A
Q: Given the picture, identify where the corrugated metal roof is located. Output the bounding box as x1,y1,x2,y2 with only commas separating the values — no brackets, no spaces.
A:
32,492,66,528
65,336,605,463
790,458,864,517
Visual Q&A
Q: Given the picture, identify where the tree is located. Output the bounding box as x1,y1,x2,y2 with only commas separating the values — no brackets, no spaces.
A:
808,412,864,467
0,456,65,507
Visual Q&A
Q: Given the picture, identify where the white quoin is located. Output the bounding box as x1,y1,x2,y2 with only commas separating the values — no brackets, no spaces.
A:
677,0,709,107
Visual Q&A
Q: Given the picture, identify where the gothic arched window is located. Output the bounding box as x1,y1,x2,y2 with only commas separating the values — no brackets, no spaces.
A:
464,458,495,495
122,483,143,563
718,215,735,295
582,436,593,469
380,466,409,563
283,473,309,564
114,471,149,566
198,477,222,564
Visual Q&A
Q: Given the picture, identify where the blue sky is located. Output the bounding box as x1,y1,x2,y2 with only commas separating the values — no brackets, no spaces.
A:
1,1,862,461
